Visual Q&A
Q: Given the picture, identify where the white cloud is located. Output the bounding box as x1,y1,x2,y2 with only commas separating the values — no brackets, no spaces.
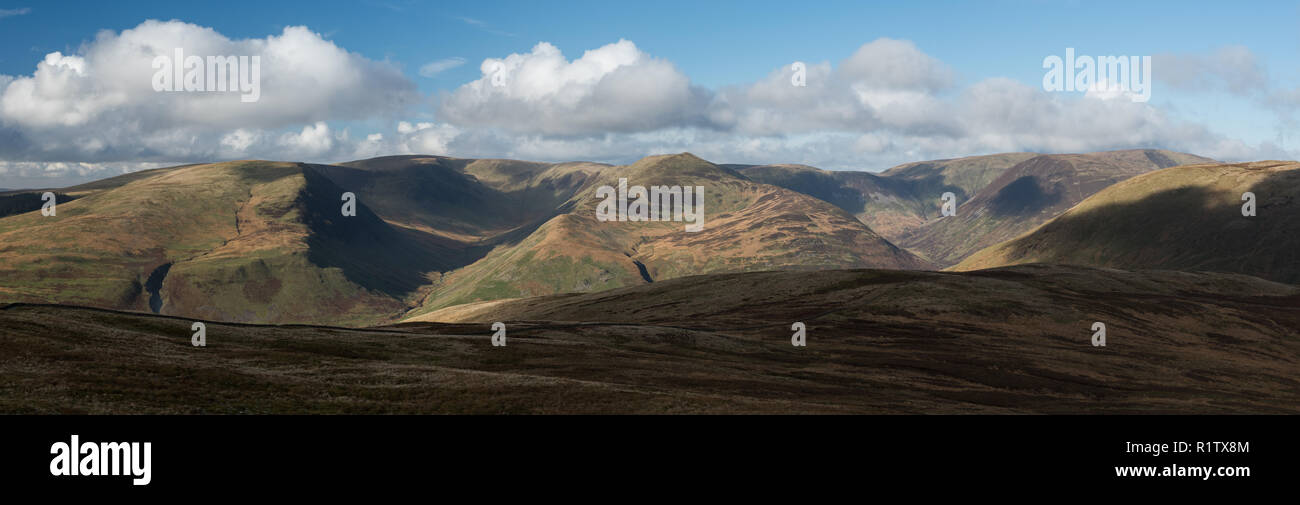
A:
438,40,713,135
419,57,466,77
276,122,337,158
219,128,260,154
0,20,419,164
1,31,1292,188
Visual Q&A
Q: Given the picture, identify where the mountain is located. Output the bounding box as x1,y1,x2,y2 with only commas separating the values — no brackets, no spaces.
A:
0,153,932,325
955,160,1300,284
0,161,457,326
895,149,1213,266
731,152,1037,240
739,150,1213,267
403,153,930,316
323,155,608,243
7,263,1295,414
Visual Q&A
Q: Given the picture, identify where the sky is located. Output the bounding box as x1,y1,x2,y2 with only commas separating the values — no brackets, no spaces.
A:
1,0,1298,187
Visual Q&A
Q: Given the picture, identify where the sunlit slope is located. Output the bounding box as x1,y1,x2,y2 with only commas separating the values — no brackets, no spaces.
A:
0,161,453,325
406,153,930,315
899,149,1213,266
956,161,1300,284
739,150,1211,266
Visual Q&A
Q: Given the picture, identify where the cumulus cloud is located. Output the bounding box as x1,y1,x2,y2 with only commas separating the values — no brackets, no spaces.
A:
707,38,957,137
437,39,713,135
0,28,1292,188
0,19,419,164
693,38,1271,164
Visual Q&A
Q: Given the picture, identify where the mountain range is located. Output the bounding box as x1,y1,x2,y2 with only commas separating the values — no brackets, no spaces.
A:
736,149,1212,266
2,151,939,325
4,147,1299,414
7,148,1300,329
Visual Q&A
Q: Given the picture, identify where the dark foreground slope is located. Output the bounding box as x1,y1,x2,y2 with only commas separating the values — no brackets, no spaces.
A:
4,265,1297,414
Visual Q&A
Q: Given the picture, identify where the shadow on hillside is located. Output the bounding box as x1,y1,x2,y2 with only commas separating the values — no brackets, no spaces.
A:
987,175,1064,216
307,161,578,257
996,166,1300,284
297,168,456,298
0,192,78,218
748,166,975,219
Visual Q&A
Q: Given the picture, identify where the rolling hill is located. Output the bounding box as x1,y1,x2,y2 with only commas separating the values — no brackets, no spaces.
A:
5,264,1297,414
403,153,930,316
896,149,1213,266
955,160,1300,284
731,152,1038,240
0,153,935,325
321,155,609,243
740,150,1212,266
0,161,457,326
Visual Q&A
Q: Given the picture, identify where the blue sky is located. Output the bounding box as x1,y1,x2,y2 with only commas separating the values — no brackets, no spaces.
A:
1,0,1298,187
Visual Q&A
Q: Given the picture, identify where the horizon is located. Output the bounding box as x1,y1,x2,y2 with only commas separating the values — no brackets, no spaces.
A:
0,146,1224,191
1,0,1298,187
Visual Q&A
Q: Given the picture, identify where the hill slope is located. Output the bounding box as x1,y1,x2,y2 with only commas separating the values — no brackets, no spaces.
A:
739,150,1212,266
733,152,1038,240
406,153,930,315
0,161,455,325
0,153,932,324
955,160,1300,284
897,149,1213,266
9,264,1285,414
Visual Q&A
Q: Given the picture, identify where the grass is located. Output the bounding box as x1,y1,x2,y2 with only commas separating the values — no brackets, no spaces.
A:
5,264,1298,414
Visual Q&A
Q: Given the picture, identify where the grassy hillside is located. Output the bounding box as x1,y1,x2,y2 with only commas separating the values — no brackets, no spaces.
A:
898,149,1213,266
956,160,1300,284
405,153,930,316
5,263,1294,414
735,152,1038,240
740,150,1211,266
0,161,455,325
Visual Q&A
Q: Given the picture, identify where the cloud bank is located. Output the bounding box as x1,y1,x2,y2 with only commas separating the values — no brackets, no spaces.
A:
0,20,1291,186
